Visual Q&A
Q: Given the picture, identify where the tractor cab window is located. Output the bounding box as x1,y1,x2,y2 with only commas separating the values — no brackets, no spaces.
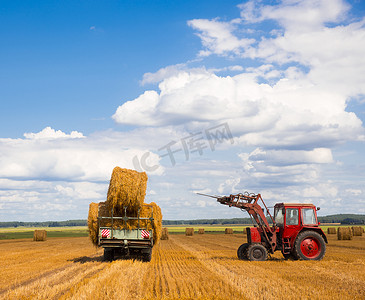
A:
286,208,299,225
274,207,284,227
302,208,317,225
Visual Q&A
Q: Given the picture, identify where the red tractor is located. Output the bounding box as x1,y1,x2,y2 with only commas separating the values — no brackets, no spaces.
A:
198,192,327,261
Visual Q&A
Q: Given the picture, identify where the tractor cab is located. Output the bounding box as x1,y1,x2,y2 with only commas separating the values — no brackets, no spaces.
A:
273,203,327,260
274,203,319,228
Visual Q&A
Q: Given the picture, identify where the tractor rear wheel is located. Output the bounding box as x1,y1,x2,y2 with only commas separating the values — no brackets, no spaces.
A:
237,243,249,260
247,243,268,261
293,231,326,260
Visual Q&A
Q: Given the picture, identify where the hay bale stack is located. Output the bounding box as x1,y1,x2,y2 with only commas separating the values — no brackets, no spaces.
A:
88,167,162,247
225,228,233,234
352,226,363,236
106,167,148,214
161,228,169,240
327,227,336,234
33,230,47,241
88,202,100,245
138,202,163,245
185,228,194,236
198,228,205,234
337,227,353,240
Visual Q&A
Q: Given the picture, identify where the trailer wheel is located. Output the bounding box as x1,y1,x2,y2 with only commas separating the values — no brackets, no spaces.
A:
237,243,249,260
293,231,326,261
142,252,152,262
247,243,268,261
104,248,114,261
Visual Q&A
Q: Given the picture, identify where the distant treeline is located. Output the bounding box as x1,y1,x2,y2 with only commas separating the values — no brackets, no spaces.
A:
0,220,87,228
318,214,365,225
1,214,364,228
162,218,253,225
163,215,365,225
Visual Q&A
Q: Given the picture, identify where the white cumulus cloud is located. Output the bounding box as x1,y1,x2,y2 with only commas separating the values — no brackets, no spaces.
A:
24,127,84,139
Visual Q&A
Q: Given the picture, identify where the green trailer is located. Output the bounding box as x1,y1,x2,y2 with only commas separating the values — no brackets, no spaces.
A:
98,205,155,262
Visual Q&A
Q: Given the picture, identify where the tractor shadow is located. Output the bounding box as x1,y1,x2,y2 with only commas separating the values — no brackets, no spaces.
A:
69,255,104,264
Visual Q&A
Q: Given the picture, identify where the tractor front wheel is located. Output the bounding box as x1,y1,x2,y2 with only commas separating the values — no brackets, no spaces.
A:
247,243,268,261
293,231,326,261
237,243,249,260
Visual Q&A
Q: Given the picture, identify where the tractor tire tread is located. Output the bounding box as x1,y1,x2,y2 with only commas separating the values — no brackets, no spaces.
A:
247,243,268,261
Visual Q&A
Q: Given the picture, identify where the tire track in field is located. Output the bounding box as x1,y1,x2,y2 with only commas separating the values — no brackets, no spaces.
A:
172,235,310,299
172,235,365,299
0,264,72,297
141,238,246,300
0,253,106,299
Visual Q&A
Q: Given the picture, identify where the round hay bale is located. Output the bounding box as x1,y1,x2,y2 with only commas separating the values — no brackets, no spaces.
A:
327,227,336,234
225,228,233,234
185,228,194,236
337,227,353,240
106,167,148,214
352,226,363,236
198,228,205,234
88,202,100,246
161,228,169,240
363,227,365,233
33,230,47,241
138,202,163,245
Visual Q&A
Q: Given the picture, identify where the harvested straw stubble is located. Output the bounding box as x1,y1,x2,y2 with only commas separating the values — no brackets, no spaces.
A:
185,228,194,236
337,227,353,240
352,226,363,236
327,227,336,234
33,230,47,241
106,167,148,214
198,228,205,234
225,228,233,234
161,228,169,240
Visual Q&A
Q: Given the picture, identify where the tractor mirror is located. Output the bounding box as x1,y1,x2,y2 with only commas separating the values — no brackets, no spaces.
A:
317,207,320,211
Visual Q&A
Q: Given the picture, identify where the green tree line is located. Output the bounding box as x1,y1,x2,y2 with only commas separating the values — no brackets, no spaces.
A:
1,214,364,228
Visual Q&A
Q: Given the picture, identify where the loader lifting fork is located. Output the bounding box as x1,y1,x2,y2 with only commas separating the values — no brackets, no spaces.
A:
197,192,327,261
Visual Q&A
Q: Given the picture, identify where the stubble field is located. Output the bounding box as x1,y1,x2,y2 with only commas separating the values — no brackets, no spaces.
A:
1,233,364,299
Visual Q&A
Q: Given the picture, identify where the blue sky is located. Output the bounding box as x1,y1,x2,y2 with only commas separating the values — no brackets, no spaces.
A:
0,0,364,222
1,0,242,137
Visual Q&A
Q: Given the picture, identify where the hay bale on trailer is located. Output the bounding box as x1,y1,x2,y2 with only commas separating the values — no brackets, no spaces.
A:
106,167,148,214
337,227,353,240
88,202,102,246
225,228,233,234
352,226,363,236
185,228,194,236
88,167,163,247
33,230,47,241
198,228,205,234
161,228,169,240
327,227,336,234
137,202,163,245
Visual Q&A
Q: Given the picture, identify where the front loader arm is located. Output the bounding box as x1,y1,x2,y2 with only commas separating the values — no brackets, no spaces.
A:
217,193,277,253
